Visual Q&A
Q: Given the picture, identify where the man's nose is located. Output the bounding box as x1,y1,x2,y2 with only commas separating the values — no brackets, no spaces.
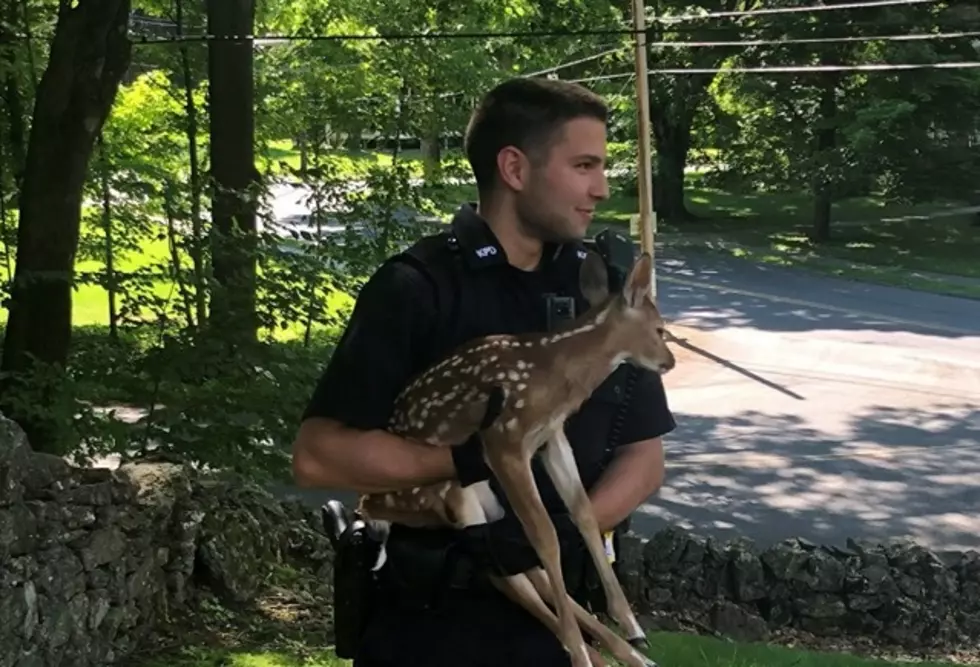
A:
591,172,610,200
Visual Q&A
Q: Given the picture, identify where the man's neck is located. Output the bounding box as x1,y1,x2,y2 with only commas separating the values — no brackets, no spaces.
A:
475,199,544,271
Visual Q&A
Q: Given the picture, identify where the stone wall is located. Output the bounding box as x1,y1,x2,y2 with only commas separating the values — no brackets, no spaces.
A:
614,526,980,650
5,406,980,664
0,415,333,667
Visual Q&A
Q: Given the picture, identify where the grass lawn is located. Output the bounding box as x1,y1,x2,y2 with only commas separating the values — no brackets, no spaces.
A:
591,177,980,300
141,631,970,667
422,174,980,298
0,247,355,344
125,548,974,667
257,139,470,181
3,147,975,334
0,208,357,340
254,141,980,301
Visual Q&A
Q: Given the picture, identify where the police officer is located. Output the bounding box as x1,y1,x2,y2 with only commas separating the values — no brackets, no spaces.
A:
291,77,676,667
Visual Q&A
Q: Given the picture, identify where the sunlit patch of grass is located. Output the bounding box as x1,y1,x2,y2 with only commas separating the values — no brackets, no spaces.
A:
599,178,978,296
143,631,970,667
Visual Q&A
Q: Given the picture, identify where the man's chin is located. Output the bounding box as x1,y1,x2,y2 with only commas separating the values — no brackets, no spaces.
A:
545,228,587,244
518,214,588,244
568,220,591,241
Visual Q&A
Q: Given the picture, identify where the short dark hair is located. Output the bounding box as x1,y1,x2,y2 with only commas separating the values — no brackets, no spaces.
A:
464,77,608,195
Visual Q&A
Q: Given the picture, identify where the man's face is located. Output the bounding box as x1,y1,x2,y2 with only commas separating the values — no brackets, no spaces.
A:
514,117,610,243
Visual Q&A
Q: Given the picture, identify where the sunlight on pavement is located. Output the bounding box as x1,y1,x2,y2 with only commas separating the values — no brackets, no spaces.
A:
643,321,980,553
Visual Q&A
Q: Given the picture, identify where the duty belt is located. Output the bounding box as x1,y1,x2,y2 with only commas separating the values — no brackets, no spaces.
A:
378,529,593,610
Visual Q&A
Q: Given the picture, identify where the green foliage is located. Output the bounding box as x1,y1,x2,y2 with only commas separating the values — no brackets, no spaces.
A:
703,0,980,204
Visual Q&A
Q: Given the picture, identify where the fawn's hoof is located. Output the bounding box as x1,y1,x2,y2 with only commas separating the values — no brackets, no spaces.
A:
628,636,649,650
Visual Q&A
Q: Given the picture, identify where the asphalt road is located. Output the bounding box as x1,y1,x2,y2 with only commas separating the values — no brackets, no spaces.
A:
273,244,980,555
640,247,980,553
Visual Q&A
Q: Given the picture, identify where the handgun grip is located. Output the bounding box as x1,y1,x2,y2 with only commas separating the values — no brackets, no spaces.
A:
322,499,354,549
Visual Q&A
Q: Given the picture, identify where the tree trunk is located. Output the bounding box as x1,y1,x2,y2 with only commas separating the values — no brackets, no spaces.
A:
97,134,118,341
650,106,698,223
176,0,206,332
811,75,839,243
0,0,132,452
1,0,27,186
206,0,258,347
421,130,441,184
648,71,717,224
654,138,692,223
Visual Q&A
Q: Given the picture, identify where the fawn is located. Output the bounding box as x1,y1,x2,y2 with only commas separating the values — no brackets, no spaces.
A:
357,250,674,667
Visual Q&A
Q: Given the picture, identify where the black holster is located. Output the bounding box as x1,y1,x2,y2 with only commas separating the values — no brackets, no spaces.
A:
323,501,384,660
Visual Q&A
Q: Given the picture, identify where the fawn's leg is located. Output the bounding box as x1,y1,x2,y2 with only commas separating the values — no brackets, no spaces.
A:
489,574,609,667
446,482,602,666
523,568,659,667
540,430,646,646
483,440,592,667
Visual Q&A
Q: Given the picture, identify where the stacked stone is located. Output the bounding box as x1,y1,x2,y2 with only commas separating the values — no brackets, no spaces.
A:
0,413,333,667
614,525,980,649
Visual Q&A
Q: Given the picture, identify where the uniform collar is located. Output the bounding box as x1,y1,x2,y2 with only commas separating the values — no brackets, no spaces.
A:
448,203,586,273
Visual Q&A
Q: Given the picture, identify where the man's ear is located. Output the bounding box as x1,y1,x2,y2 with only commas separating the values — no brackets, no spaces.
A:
623,253,652,308
497,146,530,192
579,251,610,307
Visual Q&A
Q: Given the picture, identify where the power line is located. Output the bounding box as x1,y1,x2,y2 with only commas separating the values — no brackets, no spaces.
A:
132,27,643,45
570,60,980,82
653,0,938,25
131,22,980,47
522,46,627,78
133,23,979,48
129,0,954,45
647,30,980,49
519,30,980,79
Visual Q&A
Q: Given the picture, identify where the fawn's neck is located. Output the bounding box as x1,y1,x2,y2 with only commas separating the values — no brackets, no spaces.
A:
540,301,627,407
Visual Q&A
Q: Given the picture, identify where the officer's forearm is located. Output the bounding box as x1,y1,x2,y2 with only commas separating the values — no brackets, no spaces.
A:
292,417,456,494
588,437,665,533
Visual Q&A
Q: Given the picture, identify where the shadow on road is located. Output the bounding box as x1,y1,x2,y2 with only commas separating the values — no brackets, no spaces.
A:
271,402,980,553
637,402,980,552
657,250,980,340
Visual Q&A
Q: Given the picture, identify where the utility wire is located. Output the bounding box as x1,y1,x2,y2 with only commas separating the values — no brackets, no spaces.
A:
129,0,954,45
570,60,980,83
516,30,980,80
652,0,938,25
646,30,980,49
523,46,627,78
131,21,980,46
131,28,643,44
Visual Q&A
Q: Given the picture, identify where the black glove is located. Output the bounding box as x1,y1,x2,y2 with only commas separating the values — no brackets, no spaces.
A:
460,512,581,577
451,433,492,487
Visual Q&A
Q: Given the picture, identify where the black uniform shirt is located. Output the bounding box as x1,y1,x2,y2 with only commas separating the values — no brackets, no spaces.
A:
303,203,676,510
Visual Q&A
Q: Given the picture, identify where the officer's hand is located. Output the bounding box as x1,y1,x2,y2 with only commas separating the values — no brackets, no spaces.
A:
451,433,492,487
460,512,580,577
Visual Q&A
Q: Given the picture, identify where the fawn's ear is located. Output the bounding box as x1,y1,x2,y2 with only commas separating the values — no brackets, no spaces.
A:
623,253,652,308
579,250,609,307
